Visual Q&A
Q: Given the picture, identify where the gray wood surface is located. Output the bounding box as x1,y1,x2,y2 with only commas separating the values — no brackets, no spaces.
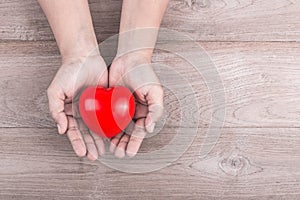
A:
0,0,300,199
1,0,300,41
1,41,300,128
0,127,299,199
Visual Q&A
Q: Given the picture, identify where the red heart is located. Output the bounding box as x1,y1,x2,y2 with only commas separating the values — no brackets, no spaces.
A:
79,86,135,138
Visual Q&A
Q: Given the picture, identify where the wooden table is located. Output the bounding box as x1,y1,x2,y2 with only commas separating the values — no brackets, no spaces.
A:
0,0,300,199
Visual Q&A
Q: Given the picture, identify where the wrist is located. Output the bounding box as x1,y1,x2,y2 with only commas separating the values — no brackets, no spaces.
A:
116,49,153,64
116,28,158,60
111,50,154,79
59,31,100,63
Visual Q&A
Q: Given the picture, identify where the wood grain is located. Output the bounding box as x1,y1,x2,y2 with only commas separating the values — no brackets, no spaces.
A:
165,0,300,41
0,127,299,199
1,41,300,128
1,0,300,199
1,0,300,41
0,0,121,41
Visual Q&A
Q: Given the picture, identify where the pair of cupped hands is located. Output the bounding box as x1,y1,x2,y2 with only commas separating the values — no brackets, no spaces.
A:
47,51,164,160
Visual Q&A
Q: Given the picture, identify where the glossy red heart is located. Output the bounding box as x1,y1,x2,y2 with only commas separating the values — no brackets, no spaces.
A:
79,86,135,138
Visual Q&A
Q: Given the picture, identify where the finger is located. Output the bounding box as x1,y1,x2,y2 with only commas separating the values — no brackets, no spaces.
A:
64,101,80,118
66,116,86,157
82,130,99,161
145,85,164,133
77,120,98,161
126,118,147,157
115,134,130,158
47,86,68,134
133,103,148,119
124,121,135,134
64,103,72,116
109,132,123,153
90,130,106,157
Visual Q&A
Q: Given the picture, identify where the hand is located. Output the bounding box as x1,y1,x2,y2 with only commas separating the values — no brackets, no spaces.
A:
108,53,164,158
47,54,108,161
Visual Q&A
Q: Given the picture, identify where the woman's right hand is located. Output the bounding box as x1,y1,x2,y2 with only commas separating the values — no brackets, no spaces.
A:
47,54,108,161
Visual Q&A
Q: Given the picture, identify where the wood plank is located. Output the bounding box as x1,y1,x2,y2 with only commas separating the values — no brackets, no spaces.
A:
0,0,122,41
0,127,299,199
165,0,300,42
155,41,300,128
1,0,300,41
1,41,300,128
0,41,60,127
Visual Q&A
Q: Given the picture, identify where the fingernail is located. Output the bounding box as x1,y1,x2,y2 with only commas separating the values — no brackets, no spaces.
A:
149,123,156,133
126,150,137,157
90,152,98,161
115,148,125,158
57,124,62,134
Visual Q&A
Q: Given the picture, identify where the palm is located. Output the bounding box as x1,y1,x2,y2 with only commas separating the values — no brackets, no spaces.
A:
108,56,164,158
47,55,108,160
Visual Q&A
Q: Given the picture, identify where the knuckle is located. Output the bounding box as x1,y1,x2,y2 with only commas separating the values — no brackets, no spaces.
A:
158,84,163,93
46,86,54,97
130,135,143,144
49,110,57,119
155,85,164,101
68,126,79,132
132,128,146,139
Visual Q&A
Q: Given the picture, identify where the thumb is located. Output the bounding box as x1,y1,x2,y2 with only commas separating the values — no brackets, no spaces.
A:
47,85,68,134
144,85,164,133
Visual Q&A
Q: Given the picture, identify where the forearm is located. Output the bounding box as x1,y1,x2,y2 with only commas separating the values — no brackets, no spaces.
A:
38,0,98,61
118,0,170,60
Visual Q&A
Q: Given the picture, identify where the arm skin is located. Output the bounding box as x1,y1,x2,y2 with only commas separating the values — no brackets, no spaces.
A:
121,0,169,31
109,0,170,158
117,0,170,60
38,0,100,134
118,0,170,123
38,0,99,61
38,0,108,161
38,0,169,159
